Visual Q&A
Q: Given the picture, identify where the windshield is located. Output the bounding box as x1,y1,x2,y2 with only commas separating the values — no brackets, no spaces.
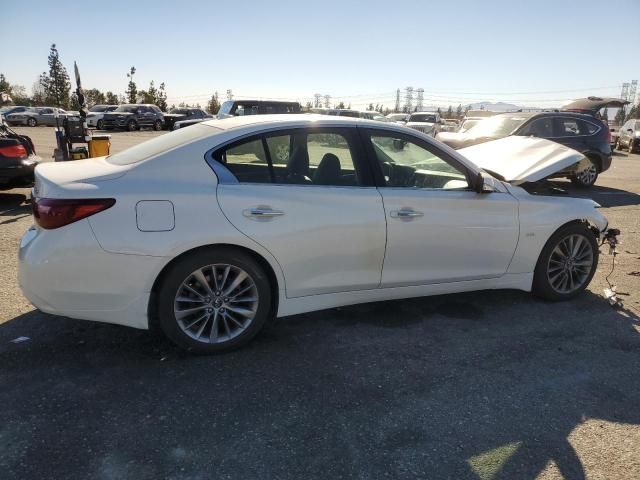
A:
465,115,528,137
114,105,138,113
107,124,221,165
90,105,108,112
219,101,233,115
170,109,189,115
409,113,437,123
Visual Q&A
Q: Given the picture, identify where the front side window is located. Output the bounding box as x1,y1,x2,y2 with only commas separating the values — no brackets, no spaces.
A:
369,133,469,190
519,117,554,137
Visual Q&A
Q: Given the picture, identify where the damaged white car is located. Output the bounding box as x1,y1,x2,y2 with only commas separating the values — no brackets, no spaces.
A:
19,115,617,353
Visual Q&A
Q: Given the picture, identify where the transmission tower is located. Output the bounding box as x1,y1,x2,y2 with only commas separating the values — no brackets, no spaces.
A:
621,83,630,101
395,89,401,112
313,93,322,108
324,95,331,108
630,80,638,105
405,86,414,113
226,89,233,101
416,88,424,111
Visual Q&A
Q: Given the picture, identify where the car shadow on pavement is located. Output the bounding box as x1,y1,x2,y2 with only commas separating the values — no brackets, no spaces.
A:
0,193,31,225
547,180,640,208
0,290,639,479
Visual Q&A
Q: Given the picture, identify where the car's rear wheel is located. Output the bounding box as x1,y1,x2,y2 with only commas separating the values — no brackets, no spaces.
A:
532,222,598,301
97,119,104,130
127,120,138,131
153,119,163,131
27,117,37,127
157,248,272,354
630,138,637,154
570,159,598,188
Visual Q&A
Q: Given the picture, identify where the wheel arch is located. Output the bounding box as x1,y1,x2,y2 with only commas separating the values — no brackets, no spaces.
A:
147,243,280,332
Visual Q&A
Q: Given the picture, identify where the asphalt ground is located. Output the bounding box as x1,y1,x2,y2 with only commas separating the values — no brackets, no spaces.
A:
1,127,639,479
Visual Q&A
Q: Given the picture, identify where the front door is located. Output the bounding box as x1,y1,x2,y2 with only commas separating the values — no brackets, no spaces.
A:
362,129,520,287
215,127,387,298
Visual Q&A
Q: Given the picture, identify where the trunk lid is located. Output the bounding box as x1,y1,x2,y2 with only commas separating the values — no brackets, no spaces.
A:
459,136,585,185
33,157,130,198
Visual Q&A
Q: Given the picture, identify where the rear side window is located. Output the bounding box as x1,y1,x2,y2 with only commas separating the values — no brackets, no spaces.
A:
580,120,599,135
520,117,554,137
216,129,364,186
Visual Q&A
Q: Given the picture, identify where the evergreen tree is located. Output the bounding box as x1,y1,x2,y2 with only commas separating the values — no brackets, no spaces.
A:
40,44,71,108
456,104,462,118
447,105,453,118
0,74,10,94
207,91,221,114
157,82,168,111
126,66,137,103
84,88,106,106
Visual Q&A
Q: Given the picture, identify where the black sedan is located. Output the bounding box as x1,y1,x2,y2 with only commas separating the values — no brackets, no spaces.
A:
163,108,211,130
0,124,40,190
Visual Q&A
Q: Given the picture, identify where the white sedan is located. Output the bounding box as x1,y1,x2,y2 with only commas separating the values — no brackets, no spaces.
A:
19,115,612,353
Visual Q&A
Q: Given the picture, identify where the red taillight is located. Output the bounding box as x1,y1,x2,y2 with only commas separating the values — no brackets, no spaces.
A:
0,144,28,159
32,198,116,229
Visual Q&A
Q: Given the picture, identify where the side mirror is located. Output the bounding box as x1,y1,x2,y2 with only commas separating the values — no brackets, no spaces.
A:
627,128,634,133
472,172,492,194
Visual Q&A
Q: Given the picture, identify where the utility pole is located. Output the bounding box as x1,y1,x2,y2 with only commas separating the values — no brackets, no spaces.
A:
621,83,630,101
226,89,233,101
416,88,424,111
395,89,401,112
324,95,331,108
630,80,638,105
404,86,414,113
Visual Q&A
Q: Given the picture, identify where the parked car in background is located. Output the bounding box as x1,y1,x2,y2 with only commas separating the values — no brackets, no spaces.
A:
405,111,442,136
437,111,612,187
20,114,613,353
616,119,640,153
101,104,164,131
163,108,211,130
173,115,215,130
217,100,301,118
459,117,482,132
609,125,619,149
1,106,30,123
0,123,40,190
386,113,409,124
86,105,118,129
6,107,78,127
441,119,460,132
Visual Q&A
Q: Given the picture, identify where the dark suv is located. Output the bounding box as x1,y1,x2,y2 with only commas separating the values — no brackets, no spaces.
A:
217,100,301,118
163,108,211,130
102,104,164,131
437,111,612,187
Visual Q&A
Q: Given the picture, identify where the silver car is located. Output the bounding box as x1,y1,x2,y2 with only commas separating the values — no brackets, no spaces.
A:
6,107,79,127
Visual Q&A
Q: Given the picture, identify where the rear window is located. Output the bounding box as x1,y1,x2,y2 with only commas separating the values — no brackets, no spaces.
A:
106,124,221,165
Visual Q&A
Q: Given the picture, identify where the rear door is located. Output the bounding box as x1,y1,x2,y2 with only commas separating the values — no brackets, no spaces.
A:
362,128,519,286
215,127,387,298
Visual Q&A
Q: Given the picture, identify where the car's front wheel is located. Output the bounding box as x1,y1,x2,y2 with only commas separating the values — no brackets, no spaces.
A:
97,119,104,130
127,120,138,131
153,119,163,131
27,117,37,127
630,138,637,154
157,248,273,354
532,222,599,301
570,159,598,188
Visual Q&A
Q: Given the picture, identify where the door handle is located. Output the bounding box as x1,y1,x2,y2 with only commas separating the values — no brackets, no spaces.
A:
390,209,424,218
243,208,285,218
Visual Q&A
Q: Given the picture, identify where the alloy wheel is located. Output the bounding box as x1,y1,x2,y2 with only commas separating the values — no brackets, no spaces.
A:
173,264,259,344
546,234,594,294
576,164,597,186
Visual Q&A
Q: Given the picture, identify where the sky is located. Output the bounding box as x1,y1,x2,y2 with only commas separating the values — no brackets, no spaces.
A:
1,0,639,110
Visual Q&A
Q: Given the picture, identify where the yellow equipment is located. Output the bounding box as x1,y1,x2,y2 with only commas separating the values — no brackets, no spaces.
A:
88,135,111,157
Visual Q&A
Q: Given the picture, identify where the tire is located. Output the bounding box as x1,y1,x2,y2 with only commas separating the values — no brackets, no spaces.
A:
156,247,273,354
570,158,598,188
532,222,599,301
153,119,163,131
97,119,104,130
27,117,37,127
127,120,138,132
630,139,637,154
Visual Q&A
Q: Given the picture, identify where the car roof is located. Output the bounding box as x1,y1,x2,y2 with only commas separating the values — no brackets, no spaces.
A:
199,113,406,131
